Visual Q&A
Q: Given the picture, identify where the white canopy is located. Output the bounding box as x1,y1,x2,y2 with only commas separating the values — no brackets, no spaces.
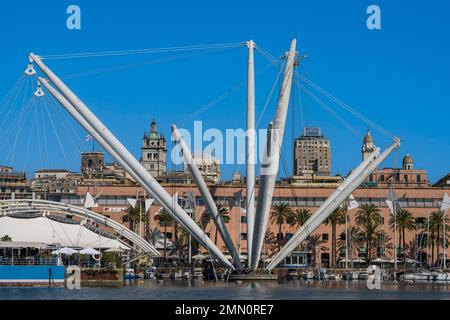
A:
0,216,127,249
105,246,126,253
79,247,101,255
52,247,78,255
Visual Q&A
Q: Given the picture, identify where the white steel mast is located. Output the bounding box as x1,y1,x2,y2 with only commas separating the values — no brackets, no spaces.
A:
172,125,242,270
266,138,401,271
32,55,234,270
250,39,297,271
245,40,256,266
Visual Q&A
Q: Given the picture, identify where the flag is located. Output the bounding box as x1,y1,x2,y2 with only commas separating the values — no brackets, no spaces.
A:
385,199,394,215
126,198,137,209
348,194,359,210
85,134,93,141
145,199,154,213
84,192,98,209
441,193,450,212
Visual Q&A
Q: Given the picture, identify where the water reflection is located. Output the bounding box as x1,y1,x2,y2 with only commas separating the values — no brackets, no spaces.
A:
0,279,449,300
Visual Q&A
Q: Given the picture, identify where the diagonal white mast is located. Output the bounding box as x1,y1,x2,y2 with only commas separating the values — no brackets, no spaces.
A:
245,40,256,266
266,138,401,271
250,39,297,270
172,125,242,270
32,55,234,270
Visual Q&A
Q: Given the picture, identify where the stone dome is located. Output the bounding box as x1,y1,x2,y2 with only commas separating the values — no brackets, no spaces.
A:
403,153,414,165
363,130,374,143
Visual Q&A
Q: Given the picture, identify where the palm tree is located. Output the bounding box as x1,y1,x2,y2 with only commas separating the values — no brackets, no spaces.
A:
355,204,382,263
304,234,327,268
1,235,12,242
270,203,293,250
325,208,346,268
389,208,416,265
154,208,174,259
429,210,449,266
122,204,143,233
263,229,278,257
295,208,311,228
214,204,230,246
337,225,361,264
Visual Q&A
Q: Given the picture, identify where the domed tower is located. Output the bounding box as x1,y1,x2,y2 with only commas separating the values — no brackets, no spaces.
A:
141,118,167,177
362,129,375,161
402,153,414,170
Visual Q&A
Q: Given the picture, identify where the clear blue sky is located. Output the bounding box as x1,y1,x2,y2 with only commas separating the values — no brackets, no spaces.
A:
0,0,449,183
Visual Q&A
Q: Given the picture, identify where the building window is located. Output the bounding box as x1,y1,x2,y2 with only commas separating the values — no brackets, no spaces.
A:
241,233,247,240
322,233,329,241
380,175,385,182
241,216,247,223
415,217,426,229
416,174,421,183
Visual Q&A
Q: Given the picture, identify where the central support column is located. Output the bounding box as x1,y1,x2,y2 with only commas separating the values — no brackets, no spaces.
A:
250,39,297,271
245,40,256,266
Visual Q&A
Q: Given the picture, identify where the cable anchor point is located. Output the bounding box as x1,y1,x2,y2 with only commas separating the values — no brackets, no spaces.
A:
24,57,37,76
34,81,45,97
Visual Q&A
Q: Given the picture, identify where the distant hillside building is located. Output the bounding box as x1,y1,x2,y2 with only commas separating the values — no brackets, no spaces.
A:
35,169,71,180
81,152,104,173
186,153,221,184
294,127,331,176
433,174,450,188
361,132,429,188
141,118,167,177
0,165,31,199
362,129,376,161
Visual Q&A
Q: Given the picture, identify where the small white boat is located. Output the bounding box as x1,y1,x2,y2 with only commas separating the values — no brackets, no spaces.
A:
170,270,183,280
124,268,135,279
193,267,203,280
400,273,415,282
343,271,359,280
358,272,369,280
182,271,192,280
413,271,432,281
145,266,157,279
432,270,448,281
301,271,315,280
327,273,341,280
287,269,299,280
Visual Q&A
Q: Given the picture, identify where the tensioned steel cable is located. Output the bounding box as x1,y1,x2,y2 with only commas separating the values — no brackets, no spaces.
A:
256,45,395,139
40,42,244,60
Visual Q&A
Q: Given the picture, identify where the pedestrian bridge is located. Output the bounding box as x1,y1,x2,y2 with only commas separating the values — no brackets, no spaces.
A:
0,199,160,256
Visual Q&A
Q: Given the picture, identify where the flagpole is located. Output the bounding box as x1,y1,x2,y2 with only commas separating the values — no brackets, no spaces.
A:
345,204,348,270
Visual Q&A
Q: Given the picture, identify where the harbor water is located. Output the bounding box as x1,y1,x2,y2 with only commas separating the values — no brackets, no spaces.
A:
0,279,449,300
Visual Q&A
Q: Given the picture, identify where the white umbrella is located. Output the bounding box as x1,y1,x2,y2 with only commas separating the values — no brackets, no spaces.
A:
79,247,101,255
192,254,206,260
105,247,126,253
352,258,366,263
405,258,418,264
51,247,78,255
372,257,389,263
388,259,401,263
